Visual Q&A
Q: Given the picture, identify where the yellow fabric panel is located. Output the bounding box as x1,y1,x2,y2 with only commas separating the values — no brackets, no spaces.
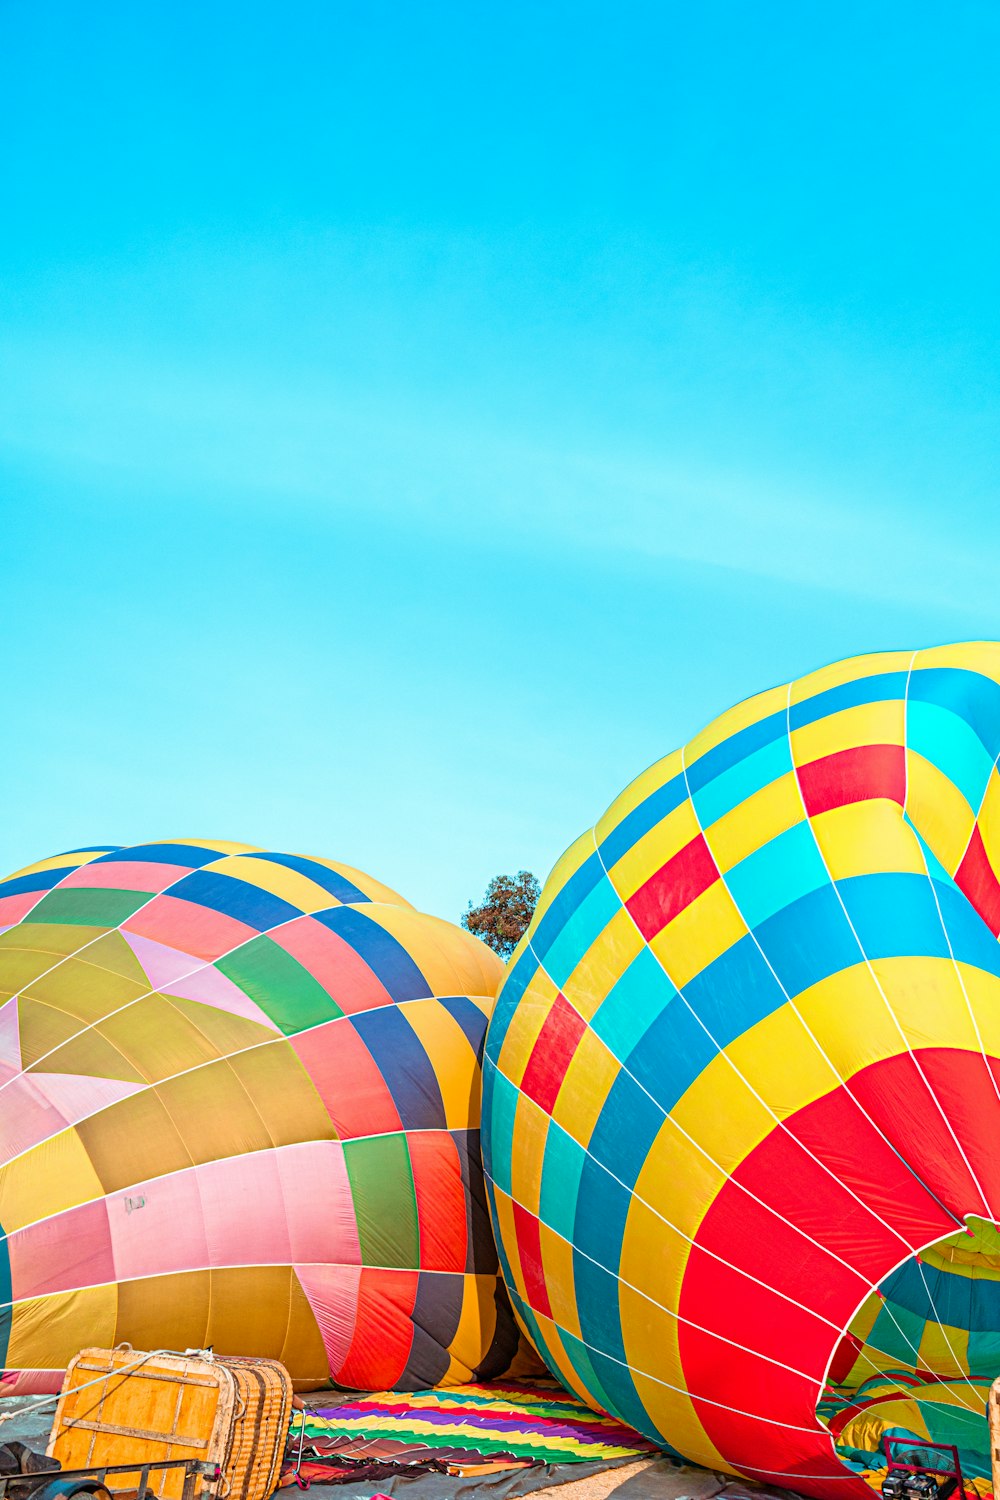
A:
8,1283,118,1372
629,1114,725,1247
0,1125,105,1230
847,1290,882,1344
399,998,484,1129
443,1273,500,1383
550,1028,620,1146
955,964,1000,1058
811,801,928,881
915,641,1000,682
365,906,504,999
619,1192,693,1327
561,907,642,1024
305,857,412,908
686,681,790,763
790,650,915,703
704,772,803,870
510,1093,550,1215
496,968,559,1087
283,1270,335,1389
528,832,596,934
629,1364,726,1472
115,1269,210,1354
650,880,746,991
202,854,350,914
538,1222,581,1338
917,1319,969,1379
226,1040,336,1147
791,699,906,767
904,751,975,874
491,1186,526,1304
607,800,701,903
0,923,105,961
206,1266,304,1357
671,1050,781,1181
595,750,684,846
18,1000,145,1080
975,769,1000,871
719,1000,840,1125
172,838,258,855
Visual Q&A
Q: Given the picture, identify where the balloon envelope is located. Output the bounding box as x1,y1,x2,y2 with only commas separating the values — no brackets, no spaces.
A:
0,839,521,1392
484,644,1000,1495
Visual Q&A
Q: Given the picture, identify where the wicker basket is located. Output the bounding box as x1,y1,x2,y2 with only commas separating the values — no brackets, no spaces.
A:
48,1347,293,1500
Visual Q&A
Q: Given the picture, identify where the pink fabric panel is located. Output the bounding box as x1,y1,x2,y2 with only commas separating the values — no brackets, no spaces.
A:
124,895,257,961
277,916,392,1015
0,1072,135,1167
0,893,44,925
9,1198,114,1299
107,1167,209,1280
0,999,21,1073
121,933,280,1031
0,1370,64,1395
294,1263,362,1375
60,861,194,894
196,1142,360,1268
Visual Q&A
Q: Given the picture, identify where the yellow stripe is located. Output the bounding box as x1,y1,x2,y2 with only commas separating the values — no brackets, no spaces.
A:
790,649,914,703
595,750,684,847
791,699,905,767
904,751,975,875
608,800,700,902
811,800,928,880
496,967,560,1086
204,852,347,914
705,772,804,871
398,997,485,1128
364,905,504,998
650,880,746,990
561,907,643,1024
686,682,790,764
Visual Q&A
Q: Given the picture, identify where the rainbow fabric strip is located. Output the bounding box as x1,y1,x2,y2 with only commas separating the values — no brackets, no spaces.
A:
294,1379,659,1463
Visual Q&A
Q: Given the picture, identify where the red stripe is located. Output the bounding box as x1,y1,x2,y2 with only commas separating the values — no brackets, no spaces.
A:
511,1202,552,1319
956,824,1000,936
407,1132,467,1273
519,993,586,1115
626,834,717,940
797,743,906,817
337,1268,417,1389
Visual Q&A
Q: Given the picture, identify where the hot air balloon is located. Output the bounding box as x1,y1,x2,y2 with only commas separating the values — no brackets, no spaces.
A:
0,839,525,1393
483,643,1000,1496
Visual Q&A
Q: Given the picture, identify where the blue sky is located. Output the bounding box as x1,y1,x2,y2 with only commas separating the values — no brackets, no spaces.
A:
2,1,999,921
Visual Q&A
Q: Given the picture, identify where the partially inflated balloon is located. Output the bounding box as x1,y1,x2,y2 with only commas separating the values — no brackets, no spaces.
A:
484,644,1000,1496
0,840,525,1392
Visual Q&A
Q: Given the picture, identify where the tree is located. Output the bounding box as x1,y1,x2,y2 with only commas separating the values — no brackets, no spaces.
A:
462,870,541,962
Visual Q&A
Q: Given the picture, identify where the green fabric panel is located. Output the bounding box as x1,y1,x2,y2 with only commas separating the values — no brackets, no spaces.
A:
343,1134,419,1269
217,935,342,1035
23,888,151,927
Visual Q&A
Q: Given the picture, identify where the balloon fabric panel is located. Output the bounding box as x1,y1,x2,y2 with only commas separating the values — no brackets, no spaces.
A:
0,840,531,1394
483,644,1000,1496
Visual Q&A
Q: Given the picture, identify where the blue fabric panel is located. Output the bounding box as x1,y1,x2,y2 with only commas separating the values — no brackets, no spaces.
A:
587,1345,659,1444
682,933,790,1047
909,667,1000,763
869,1301,925,1364
591,947,678,1061
542,873,622,989
789,671,909,731
315,905,431,1000
686,708,787,794
837,873,950,962
539,1120,587,1241
168,869,301,930
574,1154,632,1276
436,994,490,1054
246,850,369,904
0,867,67,898
557,1326,617,1422
904,814,956,885
487,952,540,1064
94,843,221,867
724,820,828,930
935,884,1000,977
753,885,861,997
968,1329,1000,1376
483,1061,518,1196
531,853,604,963
625,997,718,1115
906,700,996,811
588,1069,666,1190
692,735,794,829
598,772,687,869
350,1005,446,1129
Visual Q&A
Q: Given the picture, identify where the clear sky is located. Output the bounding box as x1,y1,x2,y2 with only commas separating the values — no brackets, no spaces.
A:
2,1,999,921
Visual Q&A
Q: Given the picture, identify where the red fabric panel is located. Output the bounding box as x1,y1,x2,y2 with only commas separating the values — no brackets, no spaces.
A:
276,915,395,1015
291,1019,403,1138
626,834,718,941
519,994,586,1114
797,744,906,817
124,893,257,961
511,1202,552,1320
336,1268,417,1389
407,1132,468,1274
956,824,1000,936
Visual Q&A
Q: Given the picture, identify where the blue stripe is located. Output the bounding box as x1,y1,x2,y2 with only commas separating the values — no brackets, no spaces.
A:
315,906,431,1000
0,867,67,898
531,852,604,963
753,884,861,997
838,873,951,962
686,708,787,794
437,994,490,1054
588,1069,666,1189
539,1121,587,1242
909,667,1000,762
487,950,540,1065
598,772,687,869
591,947,678,1061
245,850,370,904
542,873,621,988
482,1062,518,1197
626,994,719,1114
789,670,909,730
94,843,222,867
691,734,793,828
163,869,302,929
350,1005,446,1129
906,699,996,810
724,820,828,929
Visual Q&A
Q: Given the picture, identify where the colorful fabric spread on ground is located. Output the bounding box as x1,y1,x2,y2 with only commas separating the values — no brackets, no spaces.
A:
288,1379,659,1477
482,643,1000,1498
818,1372,992,1494
0,839,530,1394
